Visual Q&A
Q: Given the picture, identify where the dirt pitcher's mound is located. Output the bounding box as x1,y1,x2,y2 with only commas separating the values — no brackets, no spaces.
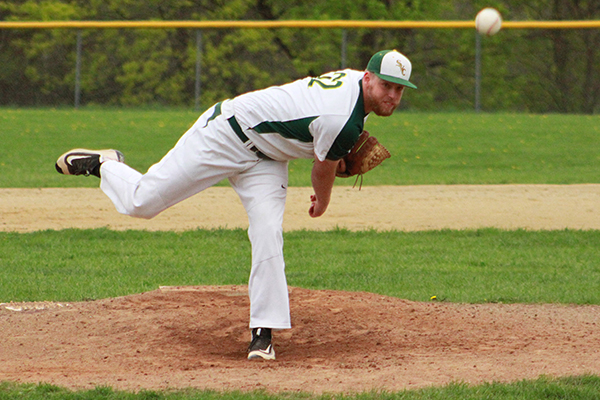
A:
1,286,599,393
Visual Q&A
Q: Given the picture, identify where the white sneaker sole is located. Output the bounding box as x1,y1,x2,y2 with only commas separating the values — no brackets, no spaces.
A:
247,345,276,360
56,148,124,175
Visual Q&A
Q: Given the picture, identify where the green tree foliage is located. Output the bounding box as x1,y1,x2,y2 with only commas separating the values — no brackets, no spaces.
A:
0,0,599,113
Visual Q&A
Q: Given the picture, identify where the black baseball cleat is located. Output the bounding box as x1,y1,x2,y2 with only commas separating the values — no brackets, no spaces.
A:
55,149,124,178
247,328,275,360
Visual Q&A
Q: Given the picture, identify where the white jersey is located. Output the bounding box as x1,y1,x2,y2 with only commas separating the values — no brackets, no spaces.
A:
224,69,368,162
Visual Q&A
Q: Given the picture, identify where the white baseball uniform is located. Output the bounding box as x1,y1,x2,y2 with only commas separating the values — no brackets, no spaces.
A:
99,69,369,329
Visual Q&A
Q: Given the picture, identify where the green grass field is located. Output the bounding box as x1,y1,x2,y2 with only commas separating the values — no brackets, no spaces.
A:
2,109,600,187
2,376,600,400
1,228,599,304
1,108,600,399
0,376,600,400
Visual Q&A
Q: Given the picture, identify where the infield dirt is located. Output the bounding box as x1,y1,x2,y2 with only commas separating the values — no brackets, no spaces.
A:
1,185,599,393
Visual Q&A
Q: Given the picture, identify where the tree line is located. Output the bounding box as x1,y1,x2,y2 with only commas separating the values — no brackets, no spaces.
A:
1,0,599,113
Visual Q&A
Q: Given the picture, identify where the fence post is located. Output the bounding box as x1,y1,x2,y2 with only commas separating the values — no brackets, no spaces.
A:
341,29,347,69
475,32,481,112
195,29,202,112
74,30,82,109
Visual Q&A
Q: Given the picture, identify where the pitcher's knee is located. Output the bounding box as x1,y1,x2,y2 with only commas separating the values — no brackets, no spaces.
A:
128,208,158,219
126,199,164,219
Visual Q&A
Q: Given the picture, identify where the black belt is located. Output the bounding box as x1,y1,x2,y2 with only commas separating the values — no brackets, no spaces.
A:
227,116,272,160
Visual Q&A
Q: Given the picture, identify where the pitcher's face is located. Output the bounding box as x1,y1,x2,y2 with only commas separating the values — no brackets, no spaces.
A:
363,71,405,116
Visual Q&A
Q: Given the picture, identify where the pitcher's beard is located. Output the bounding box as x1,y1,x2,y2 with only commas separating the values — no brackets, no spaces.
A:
371,102,397,116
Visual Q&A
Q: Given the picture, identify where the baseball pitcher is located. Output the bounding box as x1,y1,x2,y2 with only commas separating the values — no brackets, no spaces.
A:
55,50,417,360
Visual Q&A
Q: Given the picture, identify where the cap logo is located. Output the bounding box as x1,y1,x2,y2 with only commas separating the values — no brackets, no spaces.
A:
396,60,407,76
366,50,417,89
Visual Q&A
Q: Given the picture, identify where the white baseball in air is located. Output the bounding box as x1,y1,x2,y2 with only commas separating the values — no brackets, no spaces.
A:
475,7,502,36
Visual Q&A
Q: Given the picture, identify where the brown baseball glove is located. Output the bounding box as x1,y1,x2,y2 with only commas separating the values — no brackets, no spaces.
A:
336,130,391,179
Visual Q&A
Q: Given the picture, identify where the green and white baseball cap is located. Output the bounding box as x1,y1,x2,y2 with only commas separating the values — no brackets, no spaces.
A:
366,50,417,89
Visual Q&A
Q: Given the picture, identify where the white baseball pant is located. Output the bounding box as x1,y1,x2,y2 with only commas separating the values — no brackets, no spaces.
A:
99,104,292,330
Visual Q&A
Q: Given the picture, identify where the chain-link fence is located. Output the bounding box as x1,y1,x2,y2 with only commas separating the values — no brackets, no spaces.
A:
1,20,599,113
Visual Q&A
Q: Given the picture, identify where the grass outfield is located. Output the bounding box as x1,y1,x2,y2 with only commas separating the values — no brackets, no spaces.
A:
1,109,600,187
2,375,600,399
1,108,599,398
1,228,599,304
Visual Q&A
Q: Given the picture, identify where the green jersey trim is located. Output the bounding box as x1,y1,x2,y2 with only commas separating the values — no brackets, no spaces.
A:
252,117,318,143
203,101,223,127
326,79,366,160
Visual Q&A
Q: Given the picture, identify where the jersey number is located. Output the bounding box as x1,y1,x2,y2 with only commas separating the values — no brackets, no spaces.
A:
308,72,346,89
